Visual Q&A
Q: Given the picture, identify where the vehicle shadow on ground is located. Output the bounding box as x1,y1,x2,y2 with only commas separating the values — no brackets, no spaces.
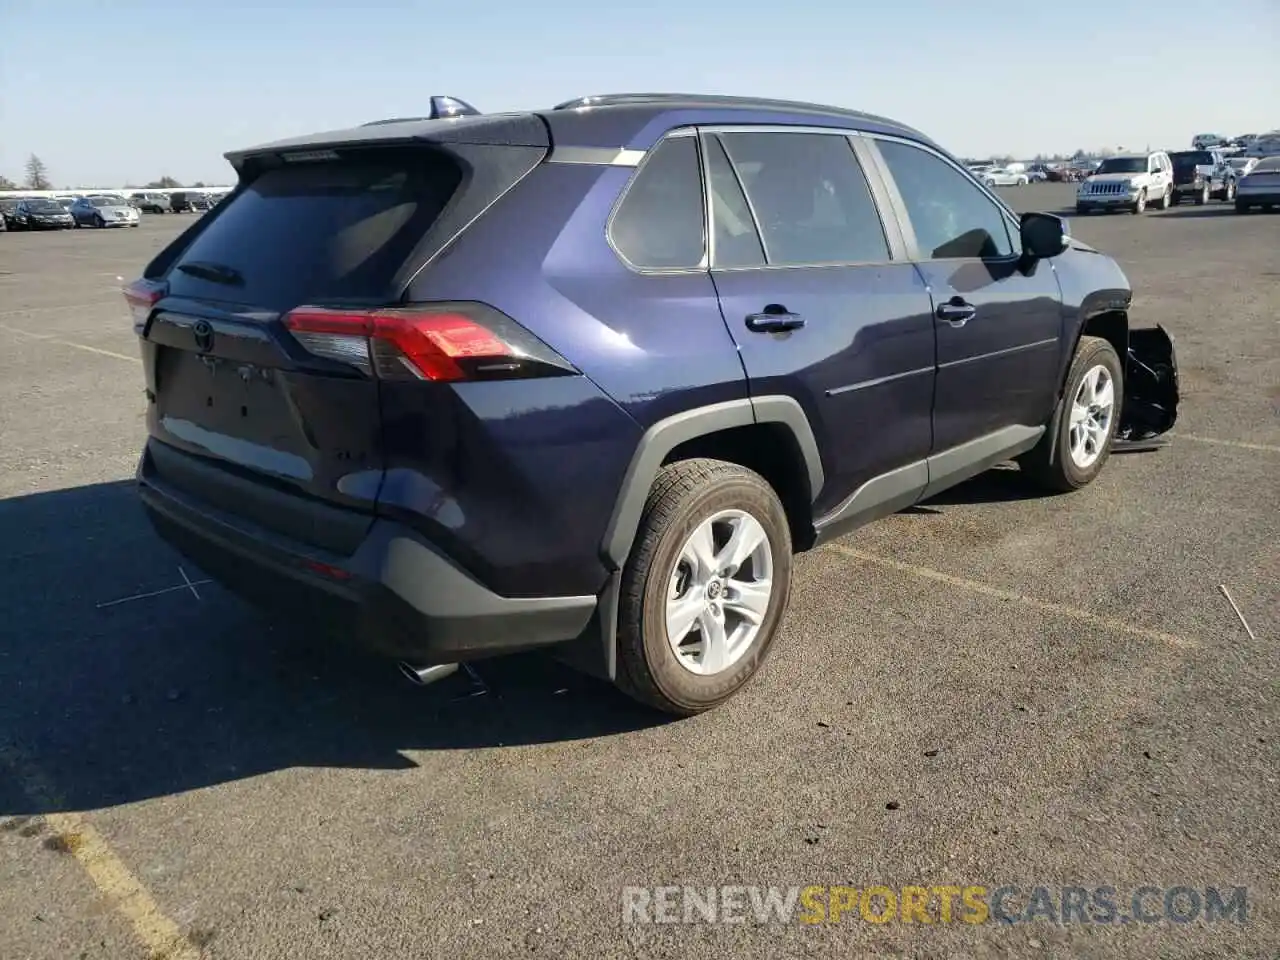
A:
1154,206,1240,219
915,464,1048,507
0,481,665,815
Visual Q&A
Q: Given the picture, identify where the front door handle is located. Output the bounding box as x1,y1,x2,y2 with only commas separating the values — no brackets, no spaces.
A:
746,306,806,333
936,300,976,327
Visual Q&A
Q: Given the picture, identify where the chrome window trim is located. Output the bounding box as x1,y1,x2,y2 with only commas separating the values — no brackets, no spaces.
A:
547,146,648,167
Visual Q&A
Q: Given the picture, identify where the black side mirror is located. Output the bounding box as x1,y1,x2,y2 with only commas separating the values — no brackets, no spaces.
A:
1020,212,1069,259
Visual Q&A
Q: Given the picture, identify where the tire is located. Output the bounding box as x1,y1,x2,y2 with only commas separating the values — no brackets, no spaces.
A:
1196,183,1209,205
1156,184,1172,210
1019,336,1125,493
94,214,105,228
1131,190,1147,214
615,458,793,716
1223,180,1236,202
1075,204,1092,215
1235,201,1250,214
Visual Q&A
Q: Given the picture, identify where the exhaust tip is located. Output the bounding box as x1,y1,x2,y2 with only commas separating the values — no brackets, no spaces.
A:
397,661,460,686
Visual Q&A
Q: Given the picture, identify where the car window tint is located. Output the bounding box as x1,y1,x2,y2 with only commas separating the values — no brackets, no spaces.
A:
876,139,1015,260
704,135,765,268
718,132,890,266
609,136,706,270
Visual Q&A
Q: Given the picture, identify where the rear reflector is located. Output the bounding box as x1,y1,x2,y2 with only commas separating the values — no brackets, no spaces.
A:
123,278,167,328
282,302,576,382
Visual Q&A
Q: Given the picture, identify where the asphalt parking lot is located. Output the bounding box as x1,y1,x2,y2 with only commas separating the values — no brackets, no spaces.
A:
1,185,1276,959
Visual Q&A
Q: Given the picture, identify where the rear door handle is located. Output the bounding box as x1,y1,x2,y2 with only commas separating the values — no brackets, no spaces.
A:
746,308,806,333
936,301,976,327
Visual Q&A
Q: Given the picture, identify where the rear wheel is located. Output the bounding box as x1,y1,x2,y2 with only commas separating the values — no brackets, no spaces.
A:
615,459,793,716
1196,183,1210,205
1020,336,1124,493
1156,184,1172,209
1223,180,1236,202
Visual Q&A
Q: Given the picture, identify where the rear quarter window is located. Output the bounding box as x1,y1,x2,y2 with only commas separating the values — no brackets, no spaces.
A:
166,150,462,310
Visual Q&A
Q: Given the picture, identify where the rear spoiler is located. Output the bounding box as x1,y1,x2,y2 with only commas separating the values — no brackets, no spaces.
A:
223,107,548,176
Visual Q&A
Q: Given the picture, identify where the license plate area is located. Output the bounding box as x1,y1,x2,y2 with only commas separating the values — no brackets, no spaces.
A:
156,347,307,456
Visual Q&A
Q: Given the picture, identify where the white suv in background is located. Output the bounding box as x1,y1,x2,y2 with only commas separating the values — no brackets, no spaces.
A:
1076,152,1173,215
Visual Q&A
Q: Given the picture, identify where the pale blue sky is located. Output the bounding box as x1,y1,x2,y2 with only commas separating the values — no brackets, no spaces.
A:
2,0,1277,187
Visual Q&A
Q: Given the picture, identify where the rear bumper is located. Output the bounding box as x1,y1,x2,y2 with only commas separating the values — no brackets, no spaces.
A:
136,443,597,664
1236,189,1280,204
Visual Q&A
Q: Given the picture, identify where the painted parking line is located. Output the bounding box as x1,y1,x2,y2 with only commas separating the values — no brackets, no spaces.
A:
827,544,1198,650
0,743,202,960
0,322,139,364
0,302,123,320
1177,434,1280,454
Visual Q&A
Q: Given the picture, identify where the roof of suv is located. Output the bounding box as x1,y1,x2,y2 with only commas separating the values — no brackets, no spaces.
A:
223,94,932,171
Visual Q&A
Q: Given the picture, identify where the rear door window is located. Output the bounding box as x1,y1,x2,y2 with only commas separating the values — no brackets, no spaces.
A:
609,136,706,270
166,150,462,310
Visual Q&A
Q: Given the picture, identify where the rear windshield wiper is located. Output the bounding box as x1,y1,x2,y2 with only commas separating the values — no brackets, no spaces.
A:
177,261,244,286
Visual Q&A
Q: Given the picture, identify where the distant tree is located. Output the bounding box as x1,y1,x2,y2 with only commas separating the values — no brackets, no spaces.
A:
146,175,182,188
0,174,17,190
192,181,206,188
25,154,52,190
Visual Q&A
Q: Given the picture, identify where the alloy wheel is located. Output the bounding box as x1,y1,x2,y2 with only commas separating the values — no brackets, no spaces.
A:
665,510,773,676
1068,365,1115,469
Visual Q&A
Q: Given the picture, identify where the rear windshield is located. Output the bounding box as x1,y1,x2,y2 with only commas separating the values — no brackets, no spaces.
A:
166,150,462,310
1170,152,1213,168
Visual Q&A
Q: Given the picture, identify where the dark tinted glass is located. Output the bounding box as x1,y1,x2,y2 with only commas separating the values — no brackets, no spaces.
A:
876,139,1014,260
720,132,889,266
609,136,706,269
705,136,765,268
166,150,461,310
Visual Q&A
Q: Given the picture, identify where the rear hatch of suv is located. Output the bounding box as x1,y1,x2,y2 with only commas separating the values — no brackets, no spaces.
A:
133,121,549,553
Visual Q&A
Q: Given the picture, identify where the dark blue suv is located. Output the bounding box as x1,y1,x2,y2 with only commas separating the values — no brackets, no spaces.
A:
128,93,1179,715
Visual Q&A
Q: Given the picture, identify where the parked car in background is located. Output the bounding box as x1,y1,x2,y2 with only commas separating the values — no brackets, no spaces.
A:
1076,152,1173,214
1191,133,1227,149
1235,155,1280,213
1245,131,1280,158
126,93,1181,714
15,197,75,230
1168,149,1236,204
53,197,78,211
71,194,141,228
1226,157,1258,179
0,198,32,230
981,167,1030,186
168,191,212,213
130,192,172,213
1025,164,1049,182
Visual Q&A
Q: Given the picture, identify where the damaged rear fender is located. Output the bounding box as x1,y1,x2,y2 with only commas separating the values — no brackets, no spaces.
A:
1119,324,1179,441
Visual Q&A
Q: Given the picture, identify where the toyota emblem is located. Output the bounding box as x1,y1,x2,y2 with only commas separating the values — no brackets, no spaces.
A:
192,320,215,353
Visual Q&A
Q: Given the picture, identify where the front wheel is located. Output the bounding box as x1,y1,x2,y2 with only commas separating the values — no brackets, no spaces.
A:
1131,190,1147,214
1223,180,1236,202
1019,336,1124,493
1196,183,1209,205
94,214,105,228
615,459,793,716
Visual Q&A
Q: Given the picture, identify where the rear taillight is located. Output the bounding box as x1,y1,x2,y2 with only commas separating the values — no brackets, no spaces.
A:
123,279,167,328
282,302,577,382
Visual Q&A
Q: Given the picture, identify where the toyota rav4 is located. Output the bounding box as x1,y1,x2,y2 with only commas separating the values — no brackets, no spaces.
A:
128,93,1180,715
